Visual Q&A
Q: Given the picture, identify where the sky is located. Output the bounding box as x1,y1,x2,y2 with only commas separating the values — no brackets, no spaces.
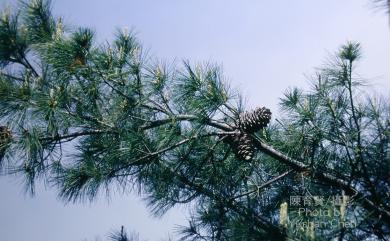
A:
0,0,390,241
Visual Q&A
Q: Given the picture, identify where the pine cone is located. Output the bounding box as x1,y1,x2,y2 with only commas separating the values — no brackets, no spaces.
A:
238,107,271,133
0,126,12,160
224,132,255,161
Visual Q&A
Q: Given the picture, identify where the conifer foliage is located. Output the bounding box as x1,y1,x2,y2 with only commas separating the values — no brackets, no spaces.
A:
0,125,12,160
0,1,389,240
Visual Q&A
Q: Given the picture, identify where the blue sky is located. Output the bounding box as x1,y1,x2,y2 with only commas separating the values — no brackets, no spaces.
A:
0,0,390,241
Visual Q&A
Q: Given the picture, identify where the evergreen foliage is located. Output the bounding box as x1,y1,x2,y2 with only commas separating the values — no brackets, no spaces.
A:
0,1,389,240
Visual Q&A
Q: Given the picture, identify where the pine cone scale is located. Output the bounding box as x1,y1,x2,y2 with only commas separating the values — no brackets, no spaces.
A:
238,107,271,134
223,107,271,161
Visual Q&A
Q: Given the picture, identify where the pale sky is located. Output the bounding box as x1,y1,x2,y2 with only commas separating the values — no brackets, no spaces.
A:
0,1,390,241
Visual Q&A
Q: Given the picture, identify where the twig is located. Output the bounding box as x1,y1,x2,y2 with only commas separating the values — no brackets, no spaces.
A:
232,170,293,200
0,72,24,82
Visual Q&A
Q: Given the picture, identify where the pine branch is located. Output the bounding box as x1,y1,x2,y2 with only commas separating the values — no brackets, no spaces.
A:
140,114,233,131
21,56,39,77
0,71,24,82
110,131,227,173
232,170,293,200
158,160,287,240
251,135,390,226
41,129,114,143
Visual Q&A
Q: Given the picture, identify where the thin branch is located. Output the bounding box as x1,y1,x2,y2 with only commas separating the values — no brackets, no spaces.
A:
111,132,224,173
100,75,135,103
41,129,113,143
159,91,175,115
21,57,39,78
140,114,234,132
0,72,24,82
232,170,293,200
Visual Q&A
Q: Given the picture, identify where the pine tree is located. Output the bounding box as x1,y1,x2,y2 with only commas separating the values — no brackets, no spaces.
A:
0,1,390,240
